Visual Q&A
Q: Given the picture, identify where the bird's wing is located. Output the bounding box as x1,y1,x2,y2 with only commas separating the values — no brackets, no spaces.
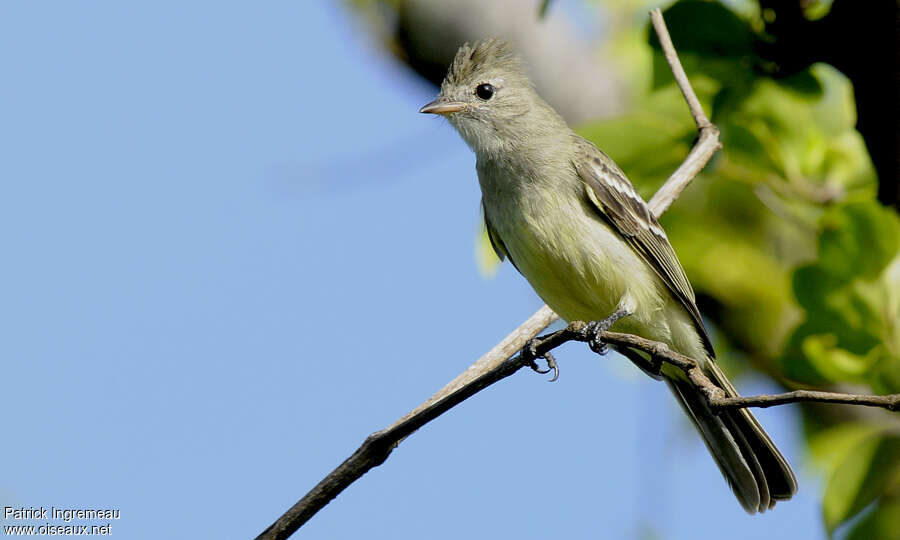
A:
573,139,714,356
482,199,520,272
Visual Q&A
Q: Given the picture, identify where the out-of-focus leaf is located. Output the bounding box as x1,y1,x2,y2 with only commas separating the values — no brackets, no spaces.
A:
648,0,758,91
818,202,900,282
783,203,900,383
801,334,877,381
870,344,900,395
651,48,754,93
790,265,881,343
844,496,900,540
775,69,824,99
650,0,754,58
823,434,900,533
811,425,900,539
793,264,838,313
718,64,875,198
809,64,857,135
803,0,836,21
786,281,884,382
808,423,883,475
662,192,805,361
475,225,501,277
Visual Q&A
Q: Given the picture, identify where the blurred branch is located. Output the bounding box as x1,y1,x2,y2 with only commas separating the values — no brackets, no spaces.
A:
386,0,627,124
538,0,552,19
255,9,720,539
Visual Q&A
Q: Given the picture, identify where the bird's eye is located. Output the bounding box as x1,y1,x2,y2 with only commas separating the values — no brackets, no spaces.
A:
475,83,495,101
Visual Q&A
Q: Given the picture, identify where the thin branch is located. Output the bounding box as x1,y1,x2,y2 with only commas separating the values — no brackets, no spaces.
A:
712,391,900,412
650,9,710,129
256,9,722,539
254,308,557,540
647,8,721,216
257,315,900,539
527,322,900,413
387,304,559,430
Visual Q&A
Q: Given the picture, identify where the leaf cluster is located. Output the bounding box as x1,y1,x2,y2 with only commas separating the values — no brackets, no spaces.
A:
577,1,897,536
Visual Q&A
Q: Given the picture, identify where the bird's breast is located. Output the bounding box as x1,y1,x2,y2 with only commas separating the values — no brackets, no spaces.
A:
483,176,660,324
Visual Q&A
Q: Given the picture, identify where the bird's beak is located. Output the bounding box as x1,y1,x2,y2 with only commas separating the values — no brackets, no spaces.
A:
419,99,467,115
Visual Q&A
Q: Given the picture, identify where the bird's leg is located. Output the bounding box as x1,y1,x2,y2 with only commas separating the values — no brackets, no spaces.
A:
583,308,631,355
522,335,560,382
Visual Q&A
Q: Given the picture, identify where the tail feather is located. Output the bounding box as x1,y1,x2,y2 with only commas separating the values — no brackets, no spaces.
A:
706,361,798,502
666,360,797,513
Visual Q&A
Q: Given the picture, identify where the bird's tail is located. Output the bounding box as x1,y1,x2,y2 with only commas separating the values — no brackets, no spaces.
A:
665,360,797,513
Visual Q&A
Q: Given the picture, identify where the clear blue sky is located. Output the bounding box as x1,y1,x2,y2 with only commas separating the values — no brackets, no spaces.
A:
0,1,825,538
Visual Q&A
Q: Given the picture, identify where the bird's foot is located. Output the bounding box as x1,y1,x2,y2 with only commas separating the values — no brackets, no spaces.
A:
522,337,559,382
583,308,630,355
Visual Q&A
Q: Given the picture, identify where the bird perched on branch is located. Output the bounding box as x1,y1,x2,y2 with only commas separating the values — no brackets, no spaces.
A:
420,39,797,513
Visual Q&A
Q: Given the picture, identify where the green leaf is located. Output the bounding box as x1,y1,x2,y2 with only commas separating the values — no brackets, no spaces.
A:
870,344,900,394
823,434,900,533
649,0,754,58
775,69,824,99
793,264,839,313
810,64,857,136
790,265,883,351
783,203,900,383
475,225,501,277
801,334,877,380
818,202,900,282
844,496,900,540
648,0,758,91
809,423,883,473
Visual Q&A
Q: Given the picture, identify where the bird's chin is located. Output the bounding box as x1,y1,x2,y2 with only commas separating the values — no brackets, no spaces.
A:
451,121,504,156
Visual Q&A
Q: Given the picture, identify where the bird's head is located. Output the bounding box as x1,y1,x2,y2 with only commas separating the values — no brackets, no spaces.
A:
420,40,556,156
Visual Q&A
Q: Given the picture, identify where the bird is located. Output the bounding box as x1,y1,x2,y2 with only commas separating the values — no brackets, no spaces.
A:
419,39,797,513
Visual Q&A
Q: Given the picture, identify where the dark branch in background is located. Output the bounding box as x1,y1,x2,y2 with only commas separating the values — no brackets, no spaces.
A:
757,0,899,208
254,9,896,539
391,0,628,125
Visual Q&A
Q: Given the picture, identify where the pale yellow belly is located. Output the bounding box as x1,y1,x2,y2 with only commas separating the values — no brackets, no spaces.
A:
493,195,706,361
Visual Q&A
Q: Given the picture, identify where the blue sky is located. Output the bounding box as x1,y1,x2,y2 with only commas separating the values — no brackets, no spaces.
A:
0,1,825,538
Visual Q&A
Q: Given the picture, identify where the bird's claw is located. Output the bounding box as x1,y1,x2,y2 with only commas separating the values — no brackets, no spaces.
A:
583,309,630,356
585,321,610,355
523,338,559,382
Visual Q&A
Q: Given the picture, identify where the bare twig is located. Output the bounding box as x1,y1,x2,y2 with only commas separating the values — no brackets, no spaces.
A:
650,9,709,129
712,390,900,412
256,10,721,539
532,323,900,413
646,8,721,216
254,307,558,540
256,316,900,538
521,322,900,413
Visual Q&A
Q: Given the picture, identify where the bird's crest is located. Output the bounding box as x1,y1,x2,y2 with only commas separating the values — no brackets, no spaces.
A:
444,39,526,87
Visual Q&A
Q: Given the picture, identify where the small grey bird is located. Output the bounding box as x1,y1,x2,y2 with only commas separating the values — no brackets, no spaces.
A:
420,40,797,513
